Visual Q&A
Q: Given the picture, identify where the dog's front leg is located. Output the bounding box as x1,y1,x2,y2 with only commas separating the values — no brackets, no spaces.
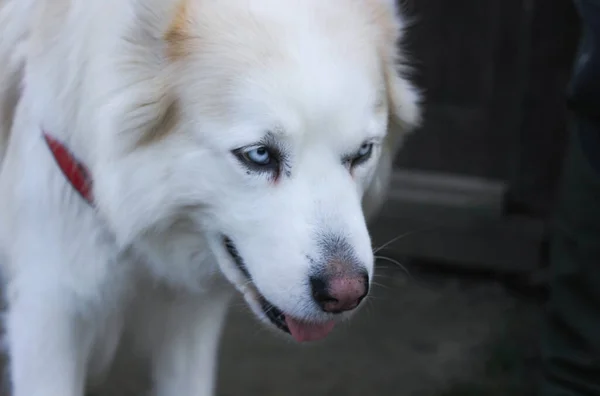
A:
5,283,93,396
150,290,232,396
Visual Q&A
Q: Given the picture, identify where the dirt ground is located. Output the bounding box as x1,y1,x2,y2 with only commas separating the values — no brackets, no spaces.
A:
0,262,542,396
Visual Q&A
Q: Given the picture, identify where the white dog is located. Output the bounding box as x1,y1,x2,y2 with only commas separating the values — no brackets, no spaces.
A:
0,0,421,395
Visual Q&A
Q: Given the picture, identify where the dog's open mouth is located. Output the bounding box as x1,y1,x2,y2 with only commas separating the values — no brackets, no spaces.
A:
223,236,336,342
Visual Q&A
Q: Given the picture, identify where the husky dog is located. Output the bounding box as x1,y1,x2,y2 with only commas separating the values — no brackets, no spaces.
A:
0,0,421,395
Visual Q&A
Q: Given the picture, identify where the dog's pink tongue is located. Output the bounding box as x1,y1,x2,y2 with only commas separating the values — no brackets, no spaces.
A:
285,317,336,343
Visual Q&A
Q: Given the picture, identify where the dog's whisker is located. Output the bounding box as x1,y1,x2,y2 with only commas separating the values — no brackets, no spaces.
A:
371,270,397,279
372,225,441,254
370,280,390,290
377,255,440,292
262,304,277,316
374,255,411,275
241,279,254,288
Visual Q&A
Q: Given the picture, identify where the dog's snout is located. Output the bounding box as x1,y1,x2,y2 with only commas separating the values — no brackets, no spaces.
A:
310,273,369,314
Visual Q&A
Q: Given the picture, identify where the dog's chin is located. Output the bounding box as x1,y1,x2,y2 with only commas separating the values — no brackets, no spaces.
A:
222,236,337,343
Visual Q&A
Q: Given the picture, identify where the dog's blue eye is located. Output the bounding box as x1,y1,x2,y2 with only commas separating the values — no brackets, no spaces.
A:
245,146,271,165
234,145,280,176
357,143,372,157
349,143,374,168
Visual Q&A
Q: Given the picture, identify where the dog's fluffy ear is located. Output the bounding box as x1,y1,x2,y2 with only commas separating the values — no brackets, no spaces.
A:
111,0,193,148
129,0,189,42
362,0,422,220
367,0,422,139
131,0,195,61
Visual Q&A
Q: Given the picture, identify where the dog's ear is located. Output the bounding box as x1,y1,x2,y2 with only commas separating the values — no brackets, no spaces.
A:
111,0,194,148
367,0,422,141
125,0,193,59
361,0,422,220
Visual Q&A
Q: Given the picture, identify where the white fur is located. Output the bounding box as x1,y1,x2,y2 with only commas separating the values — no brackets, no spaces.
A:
0,0,421,395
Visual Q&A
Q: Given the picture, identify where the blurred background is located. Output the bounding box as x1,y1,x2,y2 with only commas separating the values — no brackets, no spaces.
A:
216,0,582,395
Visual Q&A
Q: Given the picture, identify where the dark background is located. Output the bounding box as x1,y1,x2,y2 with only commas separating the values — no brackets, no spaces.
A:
367,0,583,276
396,0,580,216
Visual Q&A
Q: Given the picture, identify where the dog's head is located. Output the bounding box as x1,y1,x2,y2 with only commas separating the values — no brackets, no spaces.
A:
94,0,421,342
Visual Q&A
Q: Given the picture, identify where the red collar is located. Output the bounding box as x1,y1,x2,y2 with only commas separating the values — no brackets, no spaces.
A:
43,131,94,205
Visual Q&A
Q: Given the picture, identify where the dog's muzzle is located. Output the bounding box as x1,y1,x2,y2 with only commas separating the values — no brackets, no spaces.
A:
221,236,337,342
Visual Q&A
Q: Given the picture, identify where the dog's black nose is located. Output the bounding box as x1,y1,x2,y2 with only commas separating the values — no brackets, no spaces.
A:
310,273,369,314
